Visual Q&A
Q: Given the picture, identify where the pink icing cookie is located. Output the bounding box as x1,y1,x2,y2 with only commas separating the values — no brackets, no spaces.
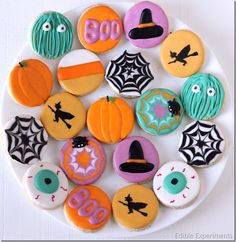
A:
60,136,106,185
113,136,160,183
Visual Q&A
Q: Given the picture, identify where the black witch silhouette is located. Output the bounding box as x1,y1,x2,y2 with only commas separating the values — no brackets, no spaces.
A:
48,102,74,129
119,194,148,217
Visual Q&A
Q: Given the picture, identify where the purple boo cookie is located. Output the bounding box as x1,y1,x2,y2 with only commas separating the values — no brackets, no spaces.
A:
113,136,160,183
124,1,169,48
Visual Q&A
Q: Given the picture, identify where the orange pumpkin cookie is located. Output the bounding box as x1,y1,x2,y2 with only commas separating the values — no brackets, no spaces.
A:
40,92,86,140
77,5,123,53
87,96,134,143
64,185,111,231
9,59,53,107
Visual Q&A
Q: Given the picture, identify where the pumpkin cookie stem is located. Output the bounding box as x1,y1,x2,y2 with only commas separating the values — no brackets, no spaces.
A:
19,62,27,68
106,96,115,102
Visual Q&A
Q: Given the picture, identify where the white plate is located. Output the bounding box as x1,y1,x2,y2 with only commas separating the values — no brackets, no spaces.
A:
0,0,233,238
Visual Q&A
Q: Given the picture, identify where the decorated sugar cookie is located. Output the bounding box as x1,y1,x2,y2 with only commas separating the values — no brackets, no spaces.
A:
124,1,168,48
153,161,200,208
179,121,225,167
4,115,48,165
78,5,123,53
60,136,106,185
160,30,204,77
181,73,224,120
87,96,134,143
40,93,86,140
9,59,53,107
31,11,73,59
113,136,159,183
105,51,154,98
57,49,104,96
112,184,158,230
23,162,68,209
136,88,184,135
64,186,111,231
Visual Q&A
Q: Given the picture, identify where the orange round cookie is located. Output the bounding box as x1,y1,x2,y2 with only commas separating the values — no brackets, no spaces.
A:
9,59,53,107
64,186,111,231
78,5,123,53
160,30,204,78
87,96,134,143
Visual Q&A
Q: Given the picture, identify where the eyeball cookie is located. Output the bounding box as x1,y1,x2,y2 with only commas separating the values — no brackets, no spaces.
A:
153,161,200,208
136,88,184,135
31,11,73,59
77,5,123,53
105,51,154,98
87,96,134,143
181,73,224,120
60,136,106,185
64,186,111,231
9,59,53,107
179,121,225,167
23,162,68,209
57,49,104,96
4,115,48,165
113,136,159,183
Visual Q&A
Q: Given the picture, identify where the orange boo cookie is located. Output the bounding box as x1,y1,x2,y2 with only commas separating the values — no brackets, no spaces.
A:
78,5,123,53
9,59,53,107
64,185,111,231
87,96,134,143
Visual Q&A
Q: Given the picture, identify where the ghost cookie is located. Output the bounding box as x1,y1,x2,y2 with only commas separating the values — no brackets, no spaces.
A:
23,162,68,209
4,115,48,165
64,186,111,231
57,49,104,96
113,136,159,183
160,30,204,77
136,88,184,135
179,121,225,167
105,51,154,98
153,161,200,208
9,59,53,107
87,96,134,143
124,1,169,48
31,11,73,59
78,5,123,53
112,184,158,230
60,136,106,185
40,92,86,140
181,73,224,120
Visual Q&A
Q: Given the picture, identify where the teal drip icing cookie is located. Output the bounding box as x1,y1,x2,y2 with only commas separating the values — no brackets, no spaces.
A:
181,73,224,120
31,11,73,59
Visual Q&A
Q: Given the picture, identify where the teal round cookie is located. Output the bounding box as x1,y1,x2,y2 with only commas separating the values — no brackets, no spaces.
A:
181,73,224,120
31,11,73,59
136,88,184,135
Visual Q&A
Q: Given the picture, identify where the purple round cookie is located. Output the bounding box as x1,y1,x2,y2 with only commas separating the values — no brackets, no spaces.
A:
113,136,160,183
124,1,169,48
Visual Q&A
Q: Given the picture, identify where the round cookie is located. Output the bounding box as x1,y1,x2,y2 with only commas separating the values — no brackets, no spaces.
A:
87,96,134,143
4,115,48,165
153,161,200,208
124,1,169,48
105,51,154,98
179,120,225,167
77,5,123,53
31,11,73,59
40,92,86,140
160,30,204,77
112,184,158,230
64,185,111,231
57,49,104,96
9,59,53,107
60,136,106,185
136,88,184,135
23,162,68,209
113,136,159,183
180,73,224,120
